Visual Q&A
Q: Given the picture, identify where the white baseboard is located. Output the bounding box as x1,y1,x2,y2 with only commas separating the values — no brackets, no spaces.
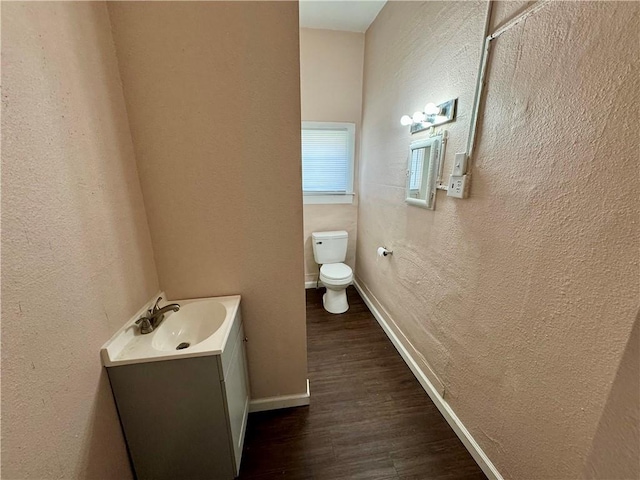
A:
353,278,503,480
305,280,322,289
249,379,311,413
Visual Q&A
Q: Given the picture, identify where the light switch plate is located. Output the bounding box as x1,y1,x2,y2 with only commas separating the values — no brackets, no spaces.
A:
447,175,469,198
453,153,468,176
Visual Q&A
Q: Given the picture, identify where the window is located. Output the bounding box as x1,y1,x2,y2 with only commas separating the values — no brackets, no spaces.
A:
302,122,355,204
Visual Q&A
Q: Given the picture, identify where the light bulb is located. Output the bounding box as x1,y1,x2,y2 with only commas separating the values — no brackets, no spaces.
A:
412,111,426,123
400,115,413,126
424,103,440,115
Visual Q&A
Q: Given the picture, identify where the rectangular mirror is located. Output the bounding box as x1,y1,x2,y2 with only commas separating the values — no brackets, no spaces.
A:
406,134,443,210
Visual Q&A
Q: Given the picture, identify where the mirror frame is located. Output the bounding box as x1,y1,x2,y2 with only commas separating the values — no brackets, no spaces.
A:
405,134,444,210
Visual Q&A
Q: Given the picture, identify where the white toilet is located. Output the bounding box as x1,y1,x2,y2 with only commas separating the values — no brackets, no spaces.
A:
312,231,353,314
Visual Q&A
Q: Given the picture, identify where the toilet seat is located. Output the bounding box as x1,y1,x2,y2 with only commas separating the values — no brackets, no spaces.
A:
320,263,352,283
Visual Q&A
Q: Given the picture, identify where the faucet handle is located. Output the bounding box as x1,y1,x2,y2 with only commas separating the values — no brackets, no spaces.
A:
152,296,163,313
135,316,153,334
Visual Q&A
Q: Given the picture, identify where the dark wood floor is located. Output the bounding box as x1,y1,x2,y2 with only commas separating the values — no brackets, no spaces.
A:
238,286,486,480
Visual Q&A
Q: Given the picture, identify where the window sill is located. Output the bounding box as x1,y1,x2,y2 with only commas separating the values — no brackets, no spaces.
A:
303,194,354,205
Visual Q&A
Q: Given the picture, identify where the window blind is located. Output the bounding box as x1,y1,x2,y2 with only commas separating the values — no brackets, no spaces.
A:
302,126,351,194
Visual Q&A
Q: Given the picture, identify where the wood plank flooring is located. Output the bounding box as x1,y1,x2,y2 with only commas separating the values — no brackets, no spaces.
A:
238,286,486,480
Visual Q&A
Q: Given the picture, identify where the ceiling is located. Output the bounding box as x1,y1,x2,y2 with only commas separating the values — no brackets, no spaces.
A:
299,0,387,33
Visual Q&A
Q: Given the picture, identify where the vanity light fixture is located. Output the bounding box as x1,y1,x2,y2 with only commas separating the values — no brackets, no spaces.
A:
412,111,426,123
399,98,458,134
424,103,441,115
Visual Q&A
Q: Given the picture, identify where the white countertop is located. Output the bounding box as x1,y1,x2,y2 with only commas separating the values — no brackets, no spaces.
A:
101,293,241,367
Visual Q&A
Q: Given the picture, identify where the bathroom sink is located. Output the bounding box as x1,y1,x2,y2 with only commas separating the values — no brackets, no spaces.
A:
152,301,227,351
100,294,241,367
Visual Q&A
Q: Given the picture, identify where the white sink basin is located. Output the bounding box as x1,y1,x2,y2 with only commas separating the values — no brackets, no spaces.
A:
101,294,241,367
152,301,227,351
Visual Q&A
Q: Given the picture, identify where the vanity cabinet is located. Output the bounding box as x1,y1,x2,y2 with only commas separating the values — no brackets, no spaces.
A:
106,313,250,480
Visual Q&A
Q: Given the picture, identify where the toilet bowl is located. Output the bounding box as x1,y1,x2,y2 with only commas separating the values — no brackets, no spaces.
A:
320,263,353,314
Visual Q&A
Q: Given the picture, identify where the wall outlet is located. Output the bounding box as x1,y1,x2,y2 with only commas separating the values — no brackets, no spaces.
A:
447,174,469,198
453,153,468,176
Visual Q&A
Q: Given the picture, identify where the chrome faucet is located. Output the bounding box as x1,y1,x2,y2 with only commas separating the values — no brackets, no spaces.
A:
135,296,180,334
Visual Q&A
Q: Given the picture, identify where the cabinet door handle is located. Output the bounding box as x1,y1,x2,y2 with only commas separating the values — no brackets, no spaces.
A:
243,337,248,343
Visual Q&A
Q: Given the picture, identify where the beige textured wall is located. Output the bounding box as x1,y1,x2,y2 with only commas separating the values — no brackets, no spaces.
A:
583,315,640,479
358,1,639,478
1,2,159,478
108,1,307,399
300,28,364,282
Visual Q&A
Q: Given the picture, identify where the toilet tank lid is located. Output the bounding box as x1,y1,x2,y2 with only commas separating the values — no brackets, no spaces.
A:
312,230,348,240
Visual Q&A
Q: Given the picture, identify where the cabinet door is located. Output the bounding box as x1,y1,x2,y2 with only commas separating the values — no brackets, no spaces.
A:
222,324,250,474
107,357,235,480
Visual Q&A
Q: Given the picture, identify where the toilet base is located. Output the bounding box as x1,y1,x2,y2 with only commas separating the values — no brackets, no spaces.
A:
323,288,349,314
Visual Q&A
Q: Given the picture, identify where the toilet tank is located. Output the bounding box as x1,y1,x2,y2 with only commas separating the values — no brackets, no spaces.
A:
312,231,348,264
